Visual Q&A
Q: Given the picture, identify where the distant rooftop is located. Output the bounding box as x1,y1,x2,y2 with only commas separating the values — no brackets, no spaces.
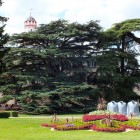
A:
25,15,37,22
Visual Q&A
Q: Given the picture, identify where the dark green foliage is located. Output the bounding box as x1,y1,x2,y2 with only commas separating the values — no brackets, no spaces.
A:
2,111,18,117
95,19,140,101
0,112,10,118
0,19,102,113
0,95,13,104
10,111,18,117
18,84,99,114
0,2,10,73
6,111,18,117
1,18,140,114
45,85,99,113
107,19,140,38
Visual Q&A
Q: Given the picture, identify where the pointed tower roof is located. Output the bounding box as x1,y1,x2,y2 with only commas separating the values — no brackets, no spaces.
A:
24,11,37,32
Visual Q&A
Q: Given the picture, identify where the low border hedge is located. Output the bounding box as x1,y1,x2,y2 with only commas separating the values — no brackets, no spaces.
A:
10,111,18,117
0,112,10,118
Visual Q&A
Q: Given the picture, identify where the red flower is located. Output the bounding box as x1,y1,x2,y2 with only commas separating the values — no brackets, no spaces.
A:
82,114,128,122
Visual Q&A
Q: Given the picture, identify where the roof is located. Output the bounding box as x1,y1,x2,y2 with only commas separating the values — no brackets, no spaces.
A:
25,16,37,22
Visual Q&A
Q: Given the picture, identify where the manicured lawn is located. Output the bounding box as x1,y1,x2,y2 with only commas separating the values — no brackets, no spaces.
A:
18,113,83,118
0,117,140,140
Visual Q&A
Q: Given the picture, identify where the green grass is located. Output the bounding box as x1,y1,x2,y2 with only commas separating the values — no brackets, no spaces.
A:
18,113,83,118
0,117,140,140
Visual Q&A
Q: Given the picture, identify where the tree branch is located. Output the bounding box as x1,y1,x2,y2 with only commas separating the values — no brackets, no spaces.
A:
126,32,140,44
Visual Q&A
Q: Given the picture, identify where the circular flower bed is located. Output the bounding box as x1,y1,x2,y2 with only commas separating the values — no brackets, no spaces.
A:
41,111,140,133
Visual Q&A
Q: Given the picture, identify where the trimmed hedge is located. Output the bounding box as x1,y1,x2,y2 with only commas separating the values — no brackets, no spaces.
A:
10,111,18,117
0,112,10,118
4,111,18,117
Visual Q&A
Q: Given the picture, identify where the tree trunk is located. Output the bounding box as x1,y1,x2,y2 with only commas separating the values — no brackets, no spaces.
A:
120,36,125,76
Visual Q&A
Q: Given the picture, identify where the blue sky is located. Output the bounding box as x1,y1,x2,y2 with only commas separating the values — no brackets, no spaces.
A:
1,0,140,34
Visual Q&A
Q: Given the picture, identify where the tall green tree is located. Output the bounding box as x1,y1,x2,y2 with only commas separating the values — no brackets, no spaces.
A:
1,20,102,113
0,1,9,73
96,19,140,101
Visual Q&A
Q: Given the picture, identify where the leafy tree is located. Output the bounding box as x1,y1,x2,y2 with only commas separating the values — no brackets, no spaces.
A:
96,19,140,101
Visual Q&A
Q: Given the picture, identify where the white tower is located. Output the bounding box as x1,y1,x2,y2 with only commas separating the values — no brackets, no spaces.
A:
24,12,37,32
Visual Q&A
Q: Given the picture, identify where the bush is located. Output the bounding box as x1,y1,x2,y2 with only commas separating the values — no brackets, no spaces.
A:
10,111,18,117
0,112,10,118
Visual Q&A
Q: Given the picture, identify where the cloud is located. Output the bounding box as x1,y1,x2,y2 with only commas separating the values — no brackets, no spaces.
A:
1,0,140,34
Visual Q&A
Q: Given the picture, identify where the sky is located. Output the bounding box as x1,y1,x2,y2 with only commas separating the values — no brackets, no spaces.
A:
1,0,140,35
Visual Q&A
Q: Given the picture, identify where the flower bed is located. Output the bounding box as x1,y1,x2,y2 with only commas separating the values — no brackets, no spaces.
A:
41,111,140,133
41,119,140,132
82,114,128,122
42,123,92,130
91,124,125,132
41,123,56,127
41,119,93,131
120,124,140,130
53,124,92,131
120,120,140,130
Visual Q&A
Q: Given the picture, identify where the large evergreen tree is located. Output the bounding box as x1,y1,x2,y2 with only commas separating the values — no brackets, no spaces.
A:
0,1,9,74
2,16,140,113
95,19,140,101
1,20,102,113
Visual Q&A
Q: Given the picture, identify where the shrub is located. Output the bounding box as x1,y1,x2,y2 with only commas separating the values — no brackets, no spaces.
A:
0,112,10,118
10,111,18,117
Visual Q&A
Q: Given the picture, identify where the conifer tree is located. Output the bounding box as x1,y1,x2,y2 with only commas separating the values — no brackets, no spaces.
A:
96,19,140,100
0,0,9,73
